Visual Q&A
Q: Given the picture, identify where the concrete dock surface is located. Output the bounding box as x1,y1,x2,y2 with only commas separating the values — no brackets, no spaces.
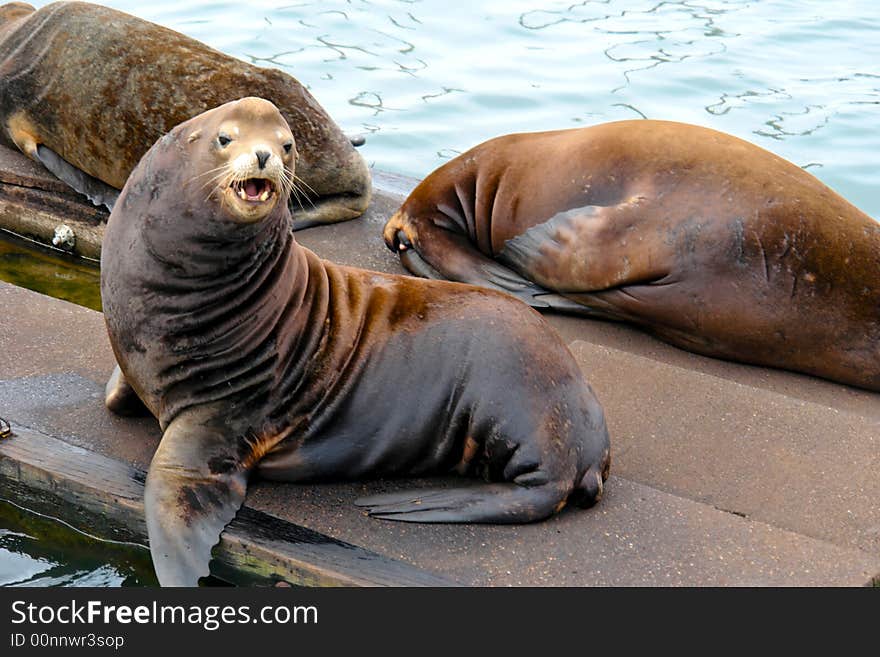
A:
1,145,878,586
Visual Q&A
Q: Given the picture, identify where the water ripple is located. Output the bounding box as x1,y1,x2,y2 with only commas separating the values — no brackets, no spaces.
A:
26,0,880,215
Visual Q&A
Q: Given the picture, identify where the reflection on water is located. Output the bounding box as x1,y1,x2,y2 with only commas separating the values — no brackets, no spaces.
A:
31,0,874,217
0,500,156,587
0,233,101,310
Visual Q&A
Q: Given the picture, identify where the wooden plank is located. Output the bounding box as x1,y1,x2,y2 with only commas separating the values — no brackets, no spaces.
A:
0,182,106,260
0,423,455,587
0,142,73,194
0,143,108,259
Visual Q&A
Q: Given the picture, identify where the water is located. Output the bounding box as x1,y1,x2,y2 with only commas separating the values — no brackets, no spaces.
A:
2,0,878,585
26,0,877,216
4,0,879,301
0,500,156,586
0,233,102,310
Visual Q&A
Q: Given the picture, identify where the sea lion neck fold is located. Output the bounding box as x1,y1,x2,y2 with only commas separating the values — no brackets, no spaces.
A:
103,101,315,428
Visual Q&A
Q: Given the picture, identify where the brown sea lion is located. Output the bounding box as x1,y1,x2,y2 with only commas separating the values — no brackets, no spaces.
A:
383,120,880,392
100,98,611,586
0,1,370,228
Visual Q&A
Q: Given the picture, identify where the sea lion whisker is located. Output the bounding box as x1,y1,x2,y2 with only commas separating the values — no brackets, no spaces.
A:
279,169,301,208
204,187,221,205
194,171,233,191
276,168,303,210
293,173,318,199
290,188,306,212
188,164,230,183
277,167,291,189
198,169,235,191
203,171,235,203
291,179,316,210
283,177,303,210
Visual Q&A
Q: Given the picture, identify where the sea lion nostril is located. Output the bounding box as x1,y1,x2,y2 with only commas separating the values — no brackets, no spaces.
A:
256,150,270,169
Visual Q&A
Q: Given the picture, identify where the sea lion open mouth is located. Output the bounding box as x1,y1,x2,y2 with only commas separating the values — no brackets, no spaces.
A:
223,173,282,223
231,178,275,203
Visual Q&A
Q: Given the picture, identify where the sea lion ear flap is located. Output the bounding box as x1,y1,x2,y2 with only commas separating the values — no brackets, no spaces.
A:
144,419,251,586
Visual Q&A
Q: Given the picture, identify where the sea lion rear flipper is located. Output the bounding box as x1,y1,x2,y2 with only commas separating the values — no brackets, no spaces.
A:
104,364,150,416
145,419,250,586
35,145,120,211
355,483,567,523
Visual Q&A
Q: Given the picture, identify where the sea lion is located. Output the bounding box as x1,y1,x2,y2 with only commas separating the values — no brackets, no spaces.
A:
383,120,880,391
100,98,611,586
0,1,370,228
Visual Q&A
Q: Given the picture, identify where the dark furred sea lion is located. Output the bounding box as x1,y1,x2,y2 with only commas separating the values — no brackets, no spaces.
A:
0,1,370,227
384,120,880,391
101,98,611,586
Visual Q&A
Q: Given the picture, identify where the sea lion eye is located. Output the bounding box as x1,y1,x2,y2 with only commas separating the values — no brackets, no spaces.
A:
283,142,293,154
218,133,232,147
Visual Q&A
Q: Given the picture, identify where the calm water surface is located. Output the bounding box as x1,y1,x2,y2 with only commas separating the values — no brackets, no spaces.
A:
2,0,878,585
29,0,878,216
0,500,155,586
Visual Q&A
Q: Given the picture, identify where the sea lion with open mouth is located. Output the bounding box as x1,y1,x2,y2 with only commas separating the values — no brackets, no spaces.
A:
0,1,370,228
101,98,611,586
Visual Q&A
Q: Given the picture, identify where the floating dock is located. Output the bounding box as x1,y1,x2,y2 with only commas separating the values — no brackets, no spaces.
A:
1,143,878,586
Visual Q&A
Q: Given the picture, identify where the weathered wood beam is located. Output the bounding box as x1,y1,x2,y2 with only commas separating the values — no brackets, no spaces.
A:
0,144,108,259
0,423,454,587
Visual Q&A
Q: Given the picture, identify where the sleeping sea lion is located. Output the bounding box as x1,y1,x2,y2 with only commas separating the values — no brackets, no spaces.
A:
383,120,880,391
0,1,370,228
100,97,611,586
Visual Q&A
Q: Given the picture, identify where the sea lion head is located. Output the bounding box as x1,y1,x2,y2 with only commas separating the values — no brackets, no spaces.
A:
108,97,299,277
184,96,297,224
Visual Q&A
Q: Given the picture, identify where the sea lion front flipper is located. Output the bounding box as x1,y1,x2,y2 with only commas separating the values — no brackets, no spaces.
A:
35,145,120,211
145,419,251,586
355,482,568,524
392,221,588,311
498,202,669,292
